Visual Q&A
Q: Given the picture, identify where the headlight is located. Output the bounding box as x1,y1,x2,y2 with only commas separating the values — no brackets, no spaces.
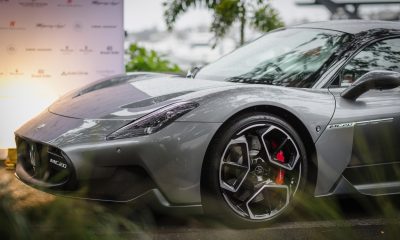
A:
106,101,199,140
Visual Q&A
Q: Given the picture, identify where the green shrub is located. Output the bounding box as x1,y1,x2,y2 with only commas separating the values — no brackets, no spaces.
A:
125,43,181,73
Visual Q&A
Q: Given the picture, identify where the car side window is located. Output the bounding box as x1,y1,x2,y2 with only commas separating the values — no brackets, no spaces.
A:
336,38,400,87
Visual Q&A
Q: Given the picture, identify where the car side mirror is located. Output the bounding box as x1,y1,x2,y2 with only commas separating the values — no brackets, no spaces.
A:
341,70,400,100
186,66,202,79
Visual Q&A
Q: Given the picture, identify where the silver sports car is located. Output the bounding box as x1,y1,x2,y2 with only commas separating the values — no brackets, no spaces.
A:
15,20,400,226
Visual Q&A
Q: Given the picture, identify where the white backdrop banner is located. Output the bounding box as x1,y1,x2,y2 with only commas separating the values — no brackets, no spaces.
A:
0,0,124,148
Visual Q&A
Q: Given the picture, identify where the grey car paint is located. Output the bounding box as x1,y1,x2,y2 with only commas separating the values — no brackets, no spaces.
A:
316,88,400,196
14,20,400,209
15,74,335,204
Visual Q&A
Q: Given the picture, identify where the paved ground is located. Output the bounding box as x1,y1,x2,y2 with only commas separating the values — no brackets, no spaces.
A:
136,219,396,240
104,188,400,240
1,166,400,240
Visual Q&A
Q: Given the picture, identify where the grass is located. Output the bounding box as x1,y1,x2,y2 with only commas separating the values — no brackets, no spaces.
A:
0,169,151,240
1,166,400,240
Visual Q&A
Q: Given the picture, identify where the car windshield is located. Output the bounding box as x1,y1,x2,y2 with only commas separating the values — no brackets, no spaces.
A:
196,28,350,88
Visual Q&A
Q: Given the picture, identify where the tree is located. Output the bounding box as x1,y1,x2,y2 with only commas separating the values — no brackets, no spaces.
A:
125,43,181,73
163,0,284,46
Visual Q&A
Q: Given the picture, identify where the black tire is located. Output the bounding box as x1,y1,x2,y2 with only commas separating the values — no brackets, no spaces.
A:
201,112,308,228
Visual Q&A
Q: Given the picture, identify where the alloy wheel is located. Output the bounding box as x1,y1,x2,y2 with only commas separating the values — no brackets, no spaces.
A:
219,123,302,220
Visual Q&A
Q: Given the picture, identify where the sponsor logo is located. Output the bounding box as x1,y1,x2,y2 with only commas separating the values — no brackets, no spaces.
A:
91,24,118,29
0,71,5,77
25,47,52,52
96,69,115,77
19,0,48,8
0,20,25,30
0,0,10,3
6,44,16,55
60,45,74,54
49,158,67,169
36,23,65,29
79,45,93,54
73,22,83,32
92,0,120,6
57,0,82,7
9,68,24,76
32,69,51,78
100,45,119,55
61,70,88,76
36,123,46,130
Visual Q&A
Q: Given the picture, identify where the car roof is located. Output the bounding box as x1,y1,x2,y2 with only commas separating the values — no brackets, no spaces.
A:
290,20,400,34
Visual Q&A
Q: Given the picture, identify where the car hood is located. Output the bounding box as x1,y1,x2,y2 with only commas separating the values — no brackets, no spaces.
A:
49,72,235,120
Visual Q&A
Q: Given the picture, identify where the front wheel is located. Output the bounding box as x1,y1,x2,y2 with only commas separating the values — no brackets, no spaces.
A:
201,113,308,227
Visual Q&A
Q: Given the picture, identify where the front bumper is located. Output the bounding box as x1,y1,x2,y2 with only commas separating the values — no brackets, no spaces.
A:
15,110,221,209
15,136,157,202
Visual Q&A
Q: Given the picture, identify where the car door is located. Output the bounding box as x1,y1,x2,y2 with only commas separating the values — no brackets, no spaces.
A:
315,37,400,196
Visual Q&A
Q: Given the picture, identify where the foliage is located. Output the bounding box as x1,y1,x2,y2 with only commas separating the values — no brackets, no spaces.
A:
125,43,181,73
250,4,284,33
163,0,284,46
0,180,29,240
0,170,151,240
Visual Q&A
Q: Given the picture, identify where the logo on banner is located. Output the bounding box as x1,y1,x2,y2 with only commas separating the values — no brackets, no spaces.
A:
9,69,24,76
25,47,52,52
73,22,83,32
58,0,82,7
60,45,74,54
92,0,120,6
0,21,25,30
100,45,119,55
36,23,65,29
19,0,49,7
32,69,51,78
0,71,5,77
97,70,116,77
6,45,16,55
91,24,118,29
61,71,88,77
79,45,93,54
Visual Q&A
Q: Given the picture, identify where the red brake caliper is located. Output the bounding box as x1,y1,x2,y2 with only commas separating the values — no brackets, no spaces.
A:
272,141,285,185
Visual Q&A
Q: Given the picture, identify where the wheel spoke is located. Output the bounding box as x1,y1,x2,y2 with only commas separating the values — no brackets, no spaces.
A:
254,126,273,158
223,161,248,169
265,190,273,215
245,183,290,220
232,170,248,187
219,136,251,193
272,137,288,157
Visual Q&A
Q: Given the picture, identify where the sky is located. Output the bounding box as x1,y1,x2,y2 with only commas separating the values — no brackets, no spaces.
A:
123,0,332,32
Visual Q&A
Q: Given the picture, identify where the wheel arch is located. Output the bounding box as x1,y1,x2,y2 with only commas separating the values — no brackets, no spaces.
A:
200,105,318,199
